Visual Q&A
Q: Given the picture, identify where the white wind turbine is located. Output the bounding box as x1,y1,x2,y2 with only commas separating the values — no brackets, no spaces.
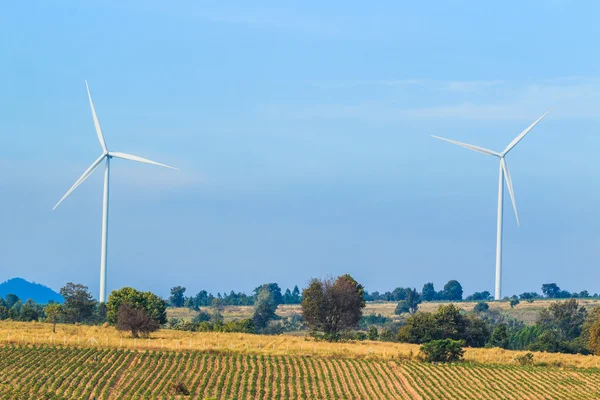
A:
53,81,178,302
432,107,554,300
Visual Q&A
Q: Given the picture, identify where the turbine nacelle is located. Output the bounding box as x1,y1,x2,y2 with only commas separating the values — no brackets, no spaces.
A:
53,83,178,211
431,107,554,227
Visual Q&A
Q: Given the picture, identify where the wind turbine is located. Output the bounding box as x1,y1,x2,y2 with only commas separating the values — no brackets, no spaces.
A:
432,107,554,300
53,81,178,303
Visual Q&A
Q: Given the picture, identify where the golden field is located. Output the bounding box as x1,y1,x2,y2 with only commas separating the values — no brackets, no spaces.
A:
3,320,600,369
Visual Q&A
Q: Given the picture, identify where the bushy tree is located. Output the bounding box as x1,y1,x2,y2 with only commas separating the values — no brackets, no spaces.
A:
509,298,520,308
473,301,489,313
466,291,492,301
169,286,186,307
60,283,96,323
107,287,167,325
368,326,378,340
443,280,463,301
531,299,588,354
421,339,465,362
489,324,509,348
45,303,62,333
253,285,278,330
422,283,436,302
302,274,366,338
398,304,490,347
542,283,561,298
5,294,20,309
253,283,283,305
537,299,586,341
116,303,160,337
395,288,421,315
20,299,42,321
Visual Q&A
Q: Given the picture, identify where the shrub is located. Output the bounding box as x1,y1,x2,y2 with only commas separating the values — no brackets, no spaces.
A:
173,381,190,396
116,303,160,338
368,326,378,340
420,339,465,362
473,302,489,313
514,352,534,366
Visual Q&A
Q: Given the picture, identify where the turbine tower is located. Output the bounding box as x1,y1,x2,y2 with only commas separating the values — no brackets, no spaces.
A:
432,108,553,300
53,81,178,302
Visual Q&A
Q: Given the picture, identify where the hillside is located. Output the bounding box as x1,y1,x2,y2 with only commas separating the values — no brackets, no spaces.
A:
0,278,62,304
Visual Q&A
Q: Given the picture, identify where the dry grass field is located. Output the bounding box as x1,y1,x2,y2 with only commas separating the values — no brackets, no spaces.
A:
3,344,600,399
3,321,600,369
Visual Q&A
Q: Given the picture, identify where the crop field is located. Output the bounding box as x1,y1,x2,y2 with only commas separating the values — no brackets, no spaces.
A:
3,345,600,399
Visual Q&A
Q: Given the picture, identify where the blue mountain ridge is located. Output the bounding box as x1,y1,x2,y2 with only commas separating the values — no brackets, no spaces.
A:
0,278,63,304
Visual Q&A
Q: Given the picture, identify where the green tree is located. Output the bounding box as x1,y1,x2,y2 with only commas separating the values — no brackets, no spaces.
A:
542,283,561,298
301,274,366,339
60,283,96,323
45,303,63,333
395,288,421,315
169,286,186,307
107,287,167,325
443,280,463,301
509,298,520,308
473,301,489,313
291,285,301,304
536,299,586,341
420,339,465,362
253,283,283,305
20,299,42,321
253,285,278,330
5,294,20,309
368,326,378,340
0,305,7,320
422,283,436,302
489,324,509,348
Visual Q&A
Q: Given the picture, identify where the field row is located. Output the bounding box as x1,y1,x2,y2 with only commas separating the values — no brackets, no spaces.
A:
3,345,600,399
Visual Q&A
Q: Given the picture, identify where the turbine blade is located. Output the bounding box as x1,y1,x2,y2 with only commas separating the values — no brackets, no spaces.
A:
109,152,179,170
501,158,519,226
85,81,108,152
431,135,501,157
53,154,106,210
502,107,555,155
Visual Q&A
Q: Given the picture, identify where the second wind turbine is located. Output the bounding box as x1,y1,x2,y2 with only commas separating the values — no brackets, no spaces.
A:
433,107,553,301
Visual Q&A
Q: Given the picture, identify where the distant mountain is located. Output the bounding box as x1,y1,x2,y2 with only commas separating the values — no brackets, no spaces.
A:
0,278,63,304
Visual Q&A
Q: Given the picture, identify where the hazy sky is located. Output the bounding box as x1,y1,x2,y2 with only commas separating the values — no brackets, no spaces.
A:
2,1,600,299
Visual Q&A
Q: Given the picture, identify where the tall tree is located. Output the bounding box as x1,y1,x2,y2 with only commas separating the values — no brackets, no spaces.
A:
169,286,186,307
301,274,366,338
5,294,20,309
542,283,561,299
253,285,278,330
422,283,436,302
443,280,463,301
253,283,283,305
60,283,96,323
45,303,62,333
291,285,301,304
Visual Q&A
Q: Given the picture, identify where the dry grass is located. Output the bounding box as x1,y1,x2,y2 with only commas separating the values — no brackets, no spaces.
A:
3,320,600,369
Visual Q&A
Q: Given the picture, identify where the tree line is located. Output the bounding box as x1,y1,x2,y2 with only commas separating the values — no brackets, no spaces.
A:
169,284,302,309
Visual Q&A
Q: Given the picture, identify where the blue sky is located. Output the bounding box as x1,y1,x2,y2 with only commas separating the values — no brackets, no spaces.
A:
2,1,600,299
